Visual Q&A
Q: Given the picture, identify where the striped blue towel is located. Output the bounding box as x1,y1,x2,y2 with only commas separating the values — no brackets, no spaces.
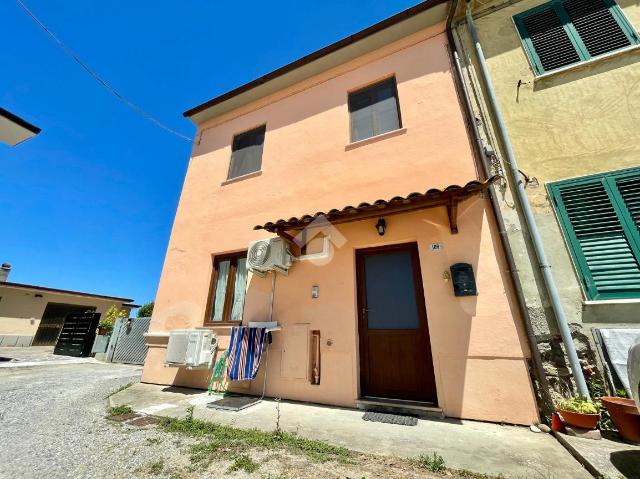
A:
227,326,268,381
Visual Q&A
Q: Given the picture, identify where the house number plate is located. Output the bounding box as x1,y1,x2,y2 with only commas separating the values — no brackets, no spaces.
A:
429,243,443,252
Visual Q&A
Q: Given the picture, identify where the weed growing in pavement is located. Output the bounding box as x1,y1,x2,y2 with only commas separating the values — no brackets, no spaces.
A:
275,397,282,434
228,454,259,473
107,405,133,416
185,405,194,421
417,452,446,473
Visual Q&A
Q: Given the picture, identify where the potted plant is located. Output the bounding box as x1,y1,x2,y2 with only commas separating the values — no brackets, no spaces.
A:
556,397,601,430
601,395,640,443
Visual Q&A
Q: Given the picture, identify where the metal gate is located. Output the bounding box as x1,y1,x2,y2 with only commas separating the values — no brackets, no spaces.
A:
33,303,97,346
53,312,101,357
109,316,151,365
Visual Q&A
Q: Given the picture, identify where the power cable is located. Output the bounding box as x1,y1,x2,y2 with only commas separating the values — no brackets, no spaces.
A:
15,0,194,143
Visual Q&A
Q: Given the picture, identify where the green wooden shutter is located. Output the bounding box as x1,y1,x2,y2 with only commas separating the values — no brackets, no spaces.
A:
564,0,635,57
515,4,582,74
514,0,639,75
550,171,640,300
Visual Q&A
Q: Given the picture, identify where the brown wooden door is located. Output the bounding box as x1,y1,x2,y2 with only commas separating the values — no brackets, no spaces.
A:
356,243,437,403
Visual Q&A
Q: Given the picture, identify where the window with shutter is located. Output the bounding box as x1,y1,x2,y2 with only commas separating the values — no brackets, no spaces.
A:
228,125,266,180
348,77,401,142
549,168,640,300
514,0,639,75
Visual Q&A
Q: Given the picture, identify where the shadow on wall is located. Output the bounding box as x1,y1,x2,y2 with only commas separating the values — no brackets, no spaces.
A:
434,199,532,420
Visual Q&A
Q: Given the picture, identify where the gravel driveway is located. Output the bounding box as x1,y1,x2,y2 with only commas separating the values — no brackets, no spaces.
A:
0,357,191,479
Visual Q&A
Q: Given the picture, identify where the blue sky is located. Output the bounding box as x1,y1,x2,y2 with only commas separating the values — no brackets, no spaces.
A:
1,0,419,304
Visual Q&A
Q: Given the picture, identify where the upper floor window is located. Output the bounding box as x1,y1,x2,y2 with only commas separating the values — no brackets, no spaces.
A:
207,252,248,323
514,0,639,75
549,168,640,300
228,125,266,180
348,77,401,143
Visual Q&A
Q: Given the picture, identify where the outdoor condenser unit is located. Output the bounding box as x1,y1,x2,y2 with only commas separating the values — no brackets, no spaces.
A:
247,237,293,276
165,329,216,369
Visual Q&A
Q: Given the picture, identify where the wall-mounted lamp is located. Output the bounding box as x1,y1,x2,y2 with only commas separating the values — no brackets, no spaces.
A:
375,218,386,236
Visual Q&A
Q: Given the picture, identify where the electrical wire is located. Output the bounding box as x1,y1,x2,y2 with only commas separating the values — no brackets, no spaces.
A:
15,0,194,143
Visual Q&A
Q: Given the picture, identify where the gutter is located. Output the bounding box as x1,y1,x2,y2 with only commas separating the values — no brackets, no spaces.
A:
444,0,555,417
449,1,590,399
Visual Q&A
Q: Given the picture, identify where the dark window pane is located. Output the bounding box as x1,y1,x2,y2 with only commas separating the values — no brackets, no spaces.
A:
364,250,420,329
228,125,265,179
349,78,400,142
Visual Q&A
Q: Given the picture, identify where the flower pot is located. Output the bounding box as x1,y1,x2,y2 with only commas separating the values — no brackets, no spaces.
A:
556,408,600,430
601,396,640,443
97,326,110,336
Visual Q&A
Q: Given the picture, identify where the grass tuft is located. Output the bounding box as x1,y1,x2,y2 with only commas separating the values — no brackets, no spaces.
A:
228,454,259,473
417,452,446,473
159,416,351,465
107,405,133,416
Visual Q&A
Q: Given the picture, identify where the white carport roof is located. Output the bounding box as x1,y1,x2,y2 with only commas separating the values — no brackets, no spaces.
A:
0,107,40,146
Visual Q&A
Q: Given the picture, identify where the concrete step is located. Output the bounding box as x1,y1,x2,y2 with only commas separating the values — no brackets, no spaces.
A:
356,397,444,419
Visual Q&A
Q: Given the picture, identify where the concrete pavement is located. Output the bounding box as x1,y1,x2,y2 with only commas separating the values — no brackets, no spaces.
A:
112,383,591,478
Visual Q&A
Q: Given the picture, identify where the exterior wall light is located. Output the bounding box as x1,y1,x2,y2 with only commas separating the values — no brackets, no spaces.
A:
375,218,386,236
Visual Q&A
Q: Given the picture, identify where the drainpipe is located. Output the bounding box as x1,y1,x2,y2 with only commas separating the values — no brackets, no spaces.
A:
461,3,590,399
445,0,554,416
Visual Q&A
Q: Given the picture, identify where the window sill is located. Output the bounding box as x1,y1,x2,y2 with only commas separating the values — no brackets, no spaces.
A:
582,299,640,324
534,44,640,82
345,127,407,151
221,170,262,186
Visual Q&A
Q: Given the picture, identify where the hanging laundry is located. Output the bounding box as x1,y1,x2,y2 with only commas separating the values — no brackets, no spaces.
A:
227,326,268,381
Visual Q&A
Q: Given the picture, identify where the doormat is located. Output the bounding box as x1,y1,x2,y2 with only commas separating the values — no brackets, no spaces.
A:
362,411,418,426
207,395,261,411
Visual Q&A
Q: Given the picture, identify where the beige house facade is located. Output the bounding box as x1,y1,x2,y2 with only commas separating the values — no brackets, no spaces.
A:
0,266,135,347
452,0,640,399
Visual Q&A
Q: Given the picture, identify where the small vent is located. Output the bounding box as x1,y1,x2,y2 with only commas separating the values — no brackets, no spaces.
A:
523,6,581,72
565,0,631,57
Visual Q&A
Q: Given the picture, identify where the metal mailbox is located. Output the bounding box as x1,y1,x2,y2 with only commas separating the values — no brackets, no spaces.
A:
450,262,477,296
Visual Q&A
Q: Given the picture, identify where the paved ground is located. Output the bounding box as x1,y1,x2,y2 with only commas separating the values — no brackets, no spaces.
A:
113,383,592,478
0,346,592,478
555,431,640,479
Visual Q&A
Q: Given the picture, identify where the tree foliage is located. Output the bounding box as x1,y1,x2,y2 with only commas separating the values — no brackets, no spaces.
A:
137,301,154,318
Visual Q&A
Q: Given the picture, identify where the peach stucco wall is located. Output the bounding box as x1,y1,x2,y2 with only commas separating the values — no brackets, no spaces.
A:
142,22,538,425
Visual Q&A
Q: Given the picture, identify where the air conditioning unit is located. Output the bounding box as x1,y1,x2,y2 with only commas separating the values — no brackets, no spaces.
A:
247,237,293,277
165,329,216,369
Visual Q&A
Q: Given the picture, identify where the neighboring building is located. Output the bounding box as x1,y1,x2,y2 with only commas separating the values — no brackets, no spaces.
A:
0,107,40,146
0,264,136,347
452,0,640,398
142,1,540,425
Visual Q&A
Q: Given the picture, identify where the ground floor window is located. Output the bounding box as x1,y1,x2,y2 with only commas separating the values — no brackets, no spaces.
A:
206,252,248,323
548,167,640,300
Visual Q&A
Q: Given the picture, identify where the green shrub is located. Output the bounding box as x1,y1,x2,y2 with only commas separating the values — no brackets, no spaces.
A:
556,397,600,414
